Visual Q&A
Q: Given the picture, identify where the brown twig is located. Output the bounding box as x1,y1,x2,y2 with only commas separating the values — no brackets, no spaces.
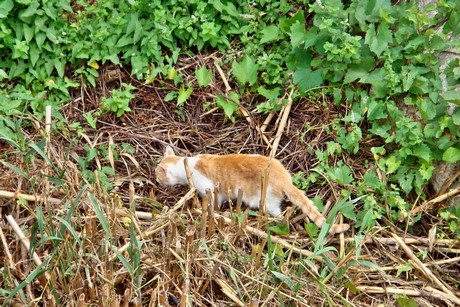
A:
270,89,293,158
410,186,460,217
0,190,63,205
390,232,459,301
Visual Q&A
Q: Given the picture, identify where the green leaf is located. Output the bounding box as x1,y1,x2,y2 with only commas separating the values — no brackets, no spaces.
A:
453,108,460,125
116,35,133,48
442,147,460,163
19,1,41,19
83,112,97,129
164,91,177,102
88,193,111,237
365,23,393,57
232,55,259,86
271,271,294,290
395,296,417,307
367,99,387,120
177,86,192,107
359,208,376,232
260,25,280,44
23,23,34,43
0,68,8,80
195,66,212,87
289,22,307,48
294,67,322,91
0,0,14,18
327,162,353,185
412,144,431,162
216,92,238,122
385,155,401,174
344,57,376,84
268,221,289,236
53,58,65,78
364,172,381,190
0,160,29,179
369,123,391,138
443,90,460,104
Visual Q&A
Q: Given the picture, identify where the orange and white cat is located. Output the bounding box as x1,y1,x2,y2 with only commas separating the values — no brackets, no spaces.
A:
155,146,349,234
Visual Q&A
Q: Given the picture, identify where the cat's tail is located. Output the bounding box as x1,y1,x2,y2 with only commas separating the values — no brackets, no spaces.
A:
283,184,350,234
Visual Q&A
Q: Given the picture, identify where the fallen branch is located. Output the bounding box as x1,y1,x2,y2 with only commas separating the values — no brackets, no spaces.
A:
343,236,460,248
391,232,459,302
410,186,460,217
0,190,63,205
357,285,460,306
270,89,293,158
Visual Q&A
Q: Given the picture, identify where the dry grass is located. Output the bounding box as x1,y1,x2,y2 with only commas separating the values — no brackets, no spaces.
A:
1,53,460,306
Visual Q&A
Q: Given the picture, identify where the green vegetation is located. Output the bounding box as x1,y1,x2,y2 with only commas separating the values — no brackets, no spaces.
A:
1,0,460,305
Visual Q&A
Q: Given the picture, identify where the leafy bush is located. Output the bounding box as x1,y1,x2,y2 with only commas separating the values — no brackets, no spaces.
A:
0,0,268,117
283,0,459,217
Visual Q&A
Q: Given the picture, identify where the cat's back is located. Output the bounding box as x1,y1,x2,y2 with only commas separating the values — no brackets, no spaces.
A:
194,153,287,178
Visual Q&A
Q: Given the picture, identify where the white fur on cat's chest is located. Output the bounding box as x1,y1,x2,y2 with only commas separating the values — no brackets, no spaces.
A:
187,158,216,194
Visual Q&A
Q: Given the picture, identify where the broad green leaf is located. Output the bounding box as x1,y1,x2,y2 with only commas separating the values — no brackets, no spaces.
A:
412,144,431,162
268,221,289,236
164,91,177,102
279,10,305,32
0,68,8,80
23,23,34,43
195,66,212,87
367,99,387,120
19,1,41,19
53,58,65,78
232,55,259,86
260,25,280,44
294,67,322,91
365,23,392,57
116,35,133,48
444,9,460,36
257,86,280,102
359,68,389,97
289,22,307,48
395,296,417,307
0,0,14,18
396,171,414,194
177,86,192,107
216,92,238,122
359,208,376,232
369,123,391,138
452,108,460,125
364,172,381,190
29,44,39,67
419,164,434,181
443,90,460,104
442,147,460,163
344,68,367,85
327,163,353,185
385,155,401,174
339,199,356,221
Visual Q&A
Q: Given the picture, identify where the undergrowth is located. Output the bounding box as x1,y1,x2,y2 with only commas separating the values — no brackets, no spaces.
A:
1,0,460,305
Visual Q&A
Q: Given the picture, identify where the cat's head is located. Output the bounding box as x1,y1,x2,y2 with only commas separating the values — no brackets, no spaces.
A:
155,146,184,186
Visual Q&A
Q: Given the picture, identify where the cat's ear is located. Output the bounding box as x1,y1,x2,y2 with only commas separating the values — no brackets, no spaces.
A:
165,146,175,156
